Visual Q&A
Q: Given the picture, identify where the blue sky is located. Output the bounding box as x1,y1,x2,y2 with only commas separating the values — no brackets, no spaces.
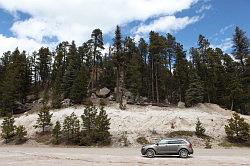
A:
0,0,249,55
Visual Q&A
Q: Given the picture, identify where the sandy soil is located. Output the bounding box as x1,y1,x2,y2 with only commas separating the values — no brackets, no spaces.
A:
0,103,250,147
0,146,249,166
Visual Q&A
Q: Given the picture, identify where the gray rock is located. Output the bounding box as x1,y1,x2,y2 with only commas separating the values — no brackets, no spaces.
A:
96,87,111,98
178,101,185,108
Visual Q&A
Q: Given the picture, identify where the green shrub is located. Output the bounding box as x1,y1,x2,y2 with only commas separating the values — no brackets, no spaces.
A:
100,98,107,106
81,106,111,146
63,112,80,144
1,116,16,143
225,113,250,143
136,137,149,145
195,119,206,137
15,125,27,144
52,121,61,145
218,140,234,148
204,139,212,149
34,107,53,133
118,131,130,147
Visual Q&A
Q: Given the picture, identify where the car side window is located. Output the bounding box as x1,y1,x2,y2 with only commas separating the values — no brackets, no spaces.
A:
167,140,185,144
158,140,168,144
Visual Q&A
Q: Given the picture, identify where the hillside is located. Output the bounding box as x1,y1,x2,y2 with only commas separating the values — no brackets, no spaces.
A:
1,103,249,147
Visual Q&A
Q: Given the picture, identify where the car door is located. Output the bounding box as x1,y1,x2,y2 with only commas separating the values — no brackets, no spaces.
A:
156,140,168,154
167,140,180,153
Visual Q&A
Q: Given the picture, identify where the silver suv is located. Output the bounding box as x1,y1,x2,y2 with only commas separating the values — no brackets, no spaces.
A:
141,138,193,158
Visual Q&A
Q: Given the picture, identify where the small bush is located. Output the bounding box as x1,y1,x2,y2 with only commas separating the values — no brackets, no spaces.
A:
83,98,93,106
225,113,250,143
195,119,206,137
149,128,158,135
34,107,53,133
15,125,27,144
118,132,130,147
218,140,234,148
63,112,80,144
1,116,16,143
136,137,149,145
81,106,111,146
100,98,107,106
52,121,61,145
204,139,212,149
168,130,194,138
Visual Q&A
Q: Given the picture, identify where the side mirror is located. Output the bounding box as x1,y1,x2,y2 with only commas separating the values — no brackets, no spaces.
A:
156,143,159,146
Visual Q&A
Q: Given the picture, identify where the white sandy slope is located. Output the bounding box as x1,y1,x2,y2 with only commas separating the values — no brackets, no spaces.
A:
0,103,249,146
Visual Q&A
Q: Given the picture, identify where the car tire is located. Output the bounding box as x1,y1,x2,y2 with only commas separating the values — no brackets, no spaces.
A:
179,149,189,158
146,149,155,158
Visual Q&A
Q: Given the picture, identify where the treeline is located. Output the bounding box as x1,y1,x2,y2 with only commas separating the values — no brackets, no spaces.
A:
0,26,249,115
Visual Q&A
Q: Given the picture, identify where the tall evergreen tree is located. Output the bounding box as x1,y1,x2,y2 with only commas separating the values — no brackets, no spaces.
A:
37,47,51,87
90,29,104,89
173,43,189,102
185,67,204,107
62,41,80,98
232,26,250,71
113,26,126,109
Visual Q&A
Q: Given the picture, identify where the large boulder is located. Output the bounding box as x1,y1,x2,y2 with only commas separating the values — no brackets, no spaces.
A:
177,101,186,108
96,87,111,98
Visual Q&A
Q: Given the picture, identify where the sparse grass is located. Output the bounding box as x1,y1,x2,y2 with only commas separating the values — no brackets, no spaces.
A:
218,140,234,148
204,139,212,149
218,138,250,148
168,130,194,138
136,137,149,145
34,131,52,144
118,132,130,147
149,128,158,135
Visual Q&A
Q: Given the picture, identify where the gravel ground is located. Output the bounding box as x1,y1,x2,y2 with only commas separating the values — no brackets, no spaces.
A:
0,146,249,166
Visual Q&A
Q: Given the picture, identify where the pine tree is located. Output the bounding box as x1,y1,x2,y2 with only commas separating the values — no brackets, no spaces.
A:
195,119,206,137
1,116,16,143
185,67,204,107
34,107,53,133
112,26,126,109
90,29,104,89
52,121,61,144
232,26,250,71
138,38,149,97
173,43,189,102
70,65,88,104
225,113,250,142
15,125,27,144
37,47,51,87
62,112,80,143
51,76,62,108
95,106,111,145
62,41,80,98
0,49,31,115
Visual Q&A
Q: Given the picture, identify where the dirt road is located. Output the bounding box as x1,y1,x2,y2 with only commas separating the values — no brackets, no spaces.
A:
0,146,249,166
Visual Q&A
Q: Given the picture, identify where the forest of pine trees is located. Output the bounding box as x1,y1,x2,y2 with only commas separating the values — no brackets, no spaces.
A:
0,26,249,116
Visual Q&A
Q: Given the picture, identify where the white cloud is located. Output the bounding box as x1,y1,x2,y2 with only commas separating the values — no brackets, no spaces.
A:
0,0,198,55
135,15,201,35
219,24,234,35
0,34,56,56
196,4,211,13
211,38,233,52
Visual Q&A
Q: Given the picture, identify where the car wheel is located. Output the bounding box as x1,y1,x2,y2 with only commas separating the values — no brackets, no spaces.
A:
179,149,189,158
146,149,155,158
